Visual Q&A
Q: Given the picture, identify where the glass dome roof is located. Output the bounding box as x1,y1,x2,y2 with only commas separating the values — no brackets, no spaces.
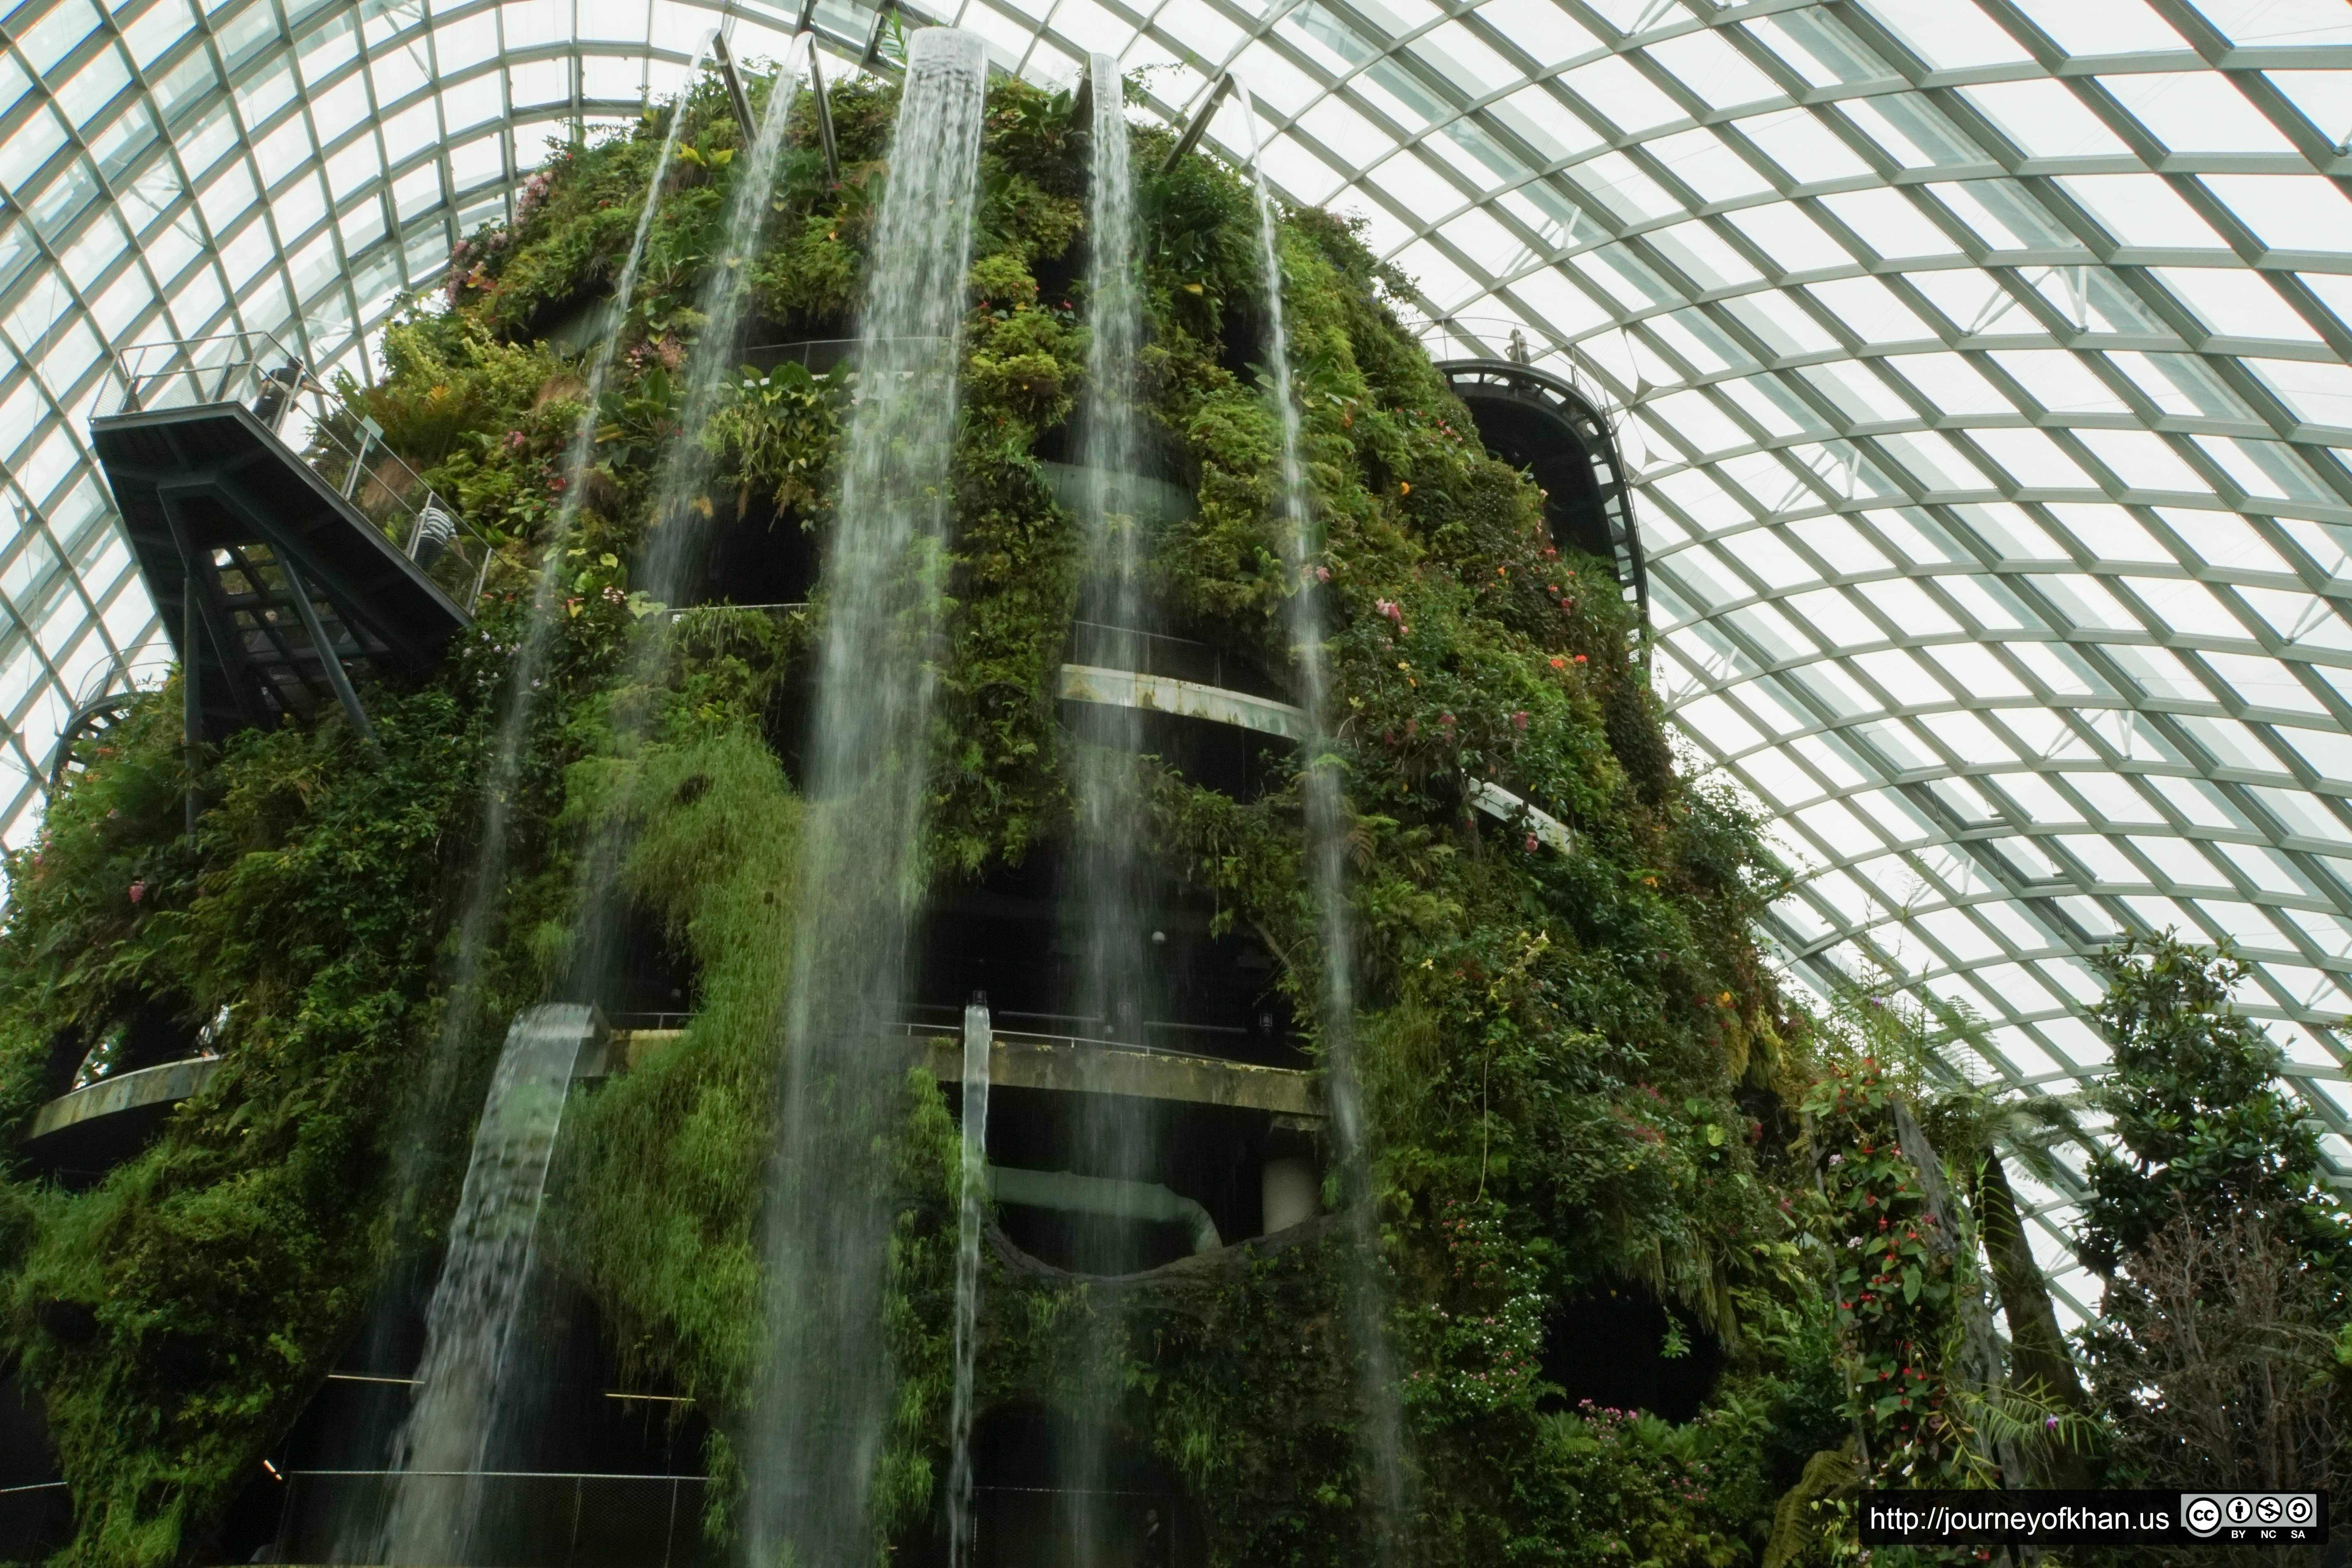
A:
5,0,2352,1314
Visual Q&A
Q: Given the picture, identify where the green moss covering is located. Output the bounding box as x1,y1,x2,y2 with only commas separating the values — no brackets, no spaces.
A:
0,52,1960,1568
0,689,509,1563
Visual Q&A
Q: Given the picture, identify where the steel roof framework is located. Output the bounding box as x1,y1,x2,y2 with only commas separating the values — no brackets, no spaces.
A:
4,0,2352,1318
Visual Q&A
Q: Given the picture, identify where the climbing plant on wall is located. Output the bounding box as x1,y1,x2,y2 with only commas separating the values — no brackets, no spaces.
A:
0,52,1973,1568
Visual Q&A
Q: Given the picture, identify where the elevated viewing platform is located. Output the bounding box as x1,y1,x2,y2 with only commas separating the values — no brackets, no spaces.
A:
1058,660,1578,851
926,1030,1318,1119
17,1018,1324,1187
600,1024,1322,1122
24,1056,222,1177
1417,336,1644,616
1058,663,1307,742
88,332,490,746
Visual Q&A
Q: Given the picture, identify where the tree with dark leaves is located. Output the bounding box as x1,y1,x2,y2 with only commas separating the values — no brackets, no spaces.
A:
2073,934,2352,1538
2076,934,2349,1286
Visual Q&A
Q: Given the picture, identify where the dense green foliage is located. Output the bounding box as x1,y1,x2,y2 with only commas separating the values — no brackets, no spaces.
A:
2077,934,2350,1278
10,45,2345,1568
450,55,1825,1568
2070,936,2352,1513
0,53,1820,1568
0,689,499,1561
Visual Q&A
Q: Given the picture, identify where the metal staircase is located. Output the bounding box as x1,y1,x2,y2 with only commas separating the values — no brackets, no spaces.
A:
88,331,486,751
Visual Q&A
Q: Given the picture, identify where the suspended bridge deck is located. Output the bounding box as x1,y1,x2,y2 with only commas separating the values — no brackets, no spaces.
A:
22,1023,1322,1181
89,333,483,751
24,1056,224,1176
601,1028,1322,1121
1058,662,1578,853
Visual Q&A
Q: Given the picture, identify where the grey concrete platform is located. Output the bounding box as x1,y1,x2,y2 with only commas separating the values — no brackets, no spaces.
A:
25,1056,224,1177
606,1028,1321,1121
28,1056,222,1142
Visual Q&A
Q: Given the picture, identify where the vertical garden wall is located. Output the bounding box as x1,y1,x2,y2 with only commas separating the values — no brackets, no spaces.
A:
0,44,2342,1568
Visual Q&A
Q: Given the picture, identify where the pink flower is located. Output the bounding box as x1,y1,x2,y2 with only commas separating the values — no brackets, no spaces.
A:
127,879,145,905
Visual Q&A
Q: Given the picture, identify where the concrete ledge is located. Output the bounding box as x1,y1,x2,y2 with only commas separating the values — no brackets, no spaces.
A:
28,1056,222,1142
1056,664,1573,853
927,1033,1320,1119
597,1030,683,1075
1058,664,1308,741
1465,777,1576,853
604,1029,1321,1120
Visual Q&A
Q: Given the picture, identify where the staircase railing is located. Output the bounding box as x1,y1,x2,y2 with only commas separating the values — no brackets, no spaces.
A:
112,330,495,604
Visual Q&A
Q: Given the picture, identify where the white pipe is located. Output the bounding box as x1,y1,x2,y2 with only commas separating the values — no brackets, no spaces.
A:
986,1165,1221,1253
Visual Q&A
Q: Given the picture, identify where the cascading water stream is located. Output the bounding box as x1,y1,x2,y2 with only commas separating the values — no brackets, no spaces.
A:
552,32,809,999
946,999,993,1568
633,30,811,607
364,44,806,1558
1067,48,1153,1057
325,63,699,1548
1238,91,1411,1545
746,29,989,1565
1058,51,1161,1566
372,1007,593,1564
394,42,705,1199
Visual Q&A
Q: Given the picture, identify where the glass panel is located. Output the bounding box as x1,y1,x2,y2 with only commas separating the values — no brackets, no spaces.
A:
1854,0,2032,70
1734,106,1873,185
1960,79,2132,159
2102,72,2298,154
1641,29,1780,111
2059,174,2228,249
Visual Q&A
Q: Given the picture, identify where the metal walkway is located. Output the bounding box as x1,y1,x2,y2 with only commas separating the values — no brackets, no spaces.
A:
89,334,480,749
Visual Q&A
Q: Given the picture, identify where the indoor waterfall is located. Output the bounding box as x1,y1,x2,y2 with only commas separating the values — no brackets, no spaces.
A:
552,30,809,1007
633,31,810,605
947,999,993,1568
1058,49,1164,1565
24,0,2232,1552
317,64,699,1552
1240,91,1411,1543
746,27,990,1565
401,35,704,1206
1066,44,1153,1060
354,40,803,1556
369,1008,592,1563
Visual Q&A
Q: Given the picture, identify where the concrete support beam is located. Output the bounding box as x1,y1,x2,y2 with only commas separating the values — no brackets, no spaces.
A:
28,1056,222,1142
1058,664,1308,740
601,1029,1322,1121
